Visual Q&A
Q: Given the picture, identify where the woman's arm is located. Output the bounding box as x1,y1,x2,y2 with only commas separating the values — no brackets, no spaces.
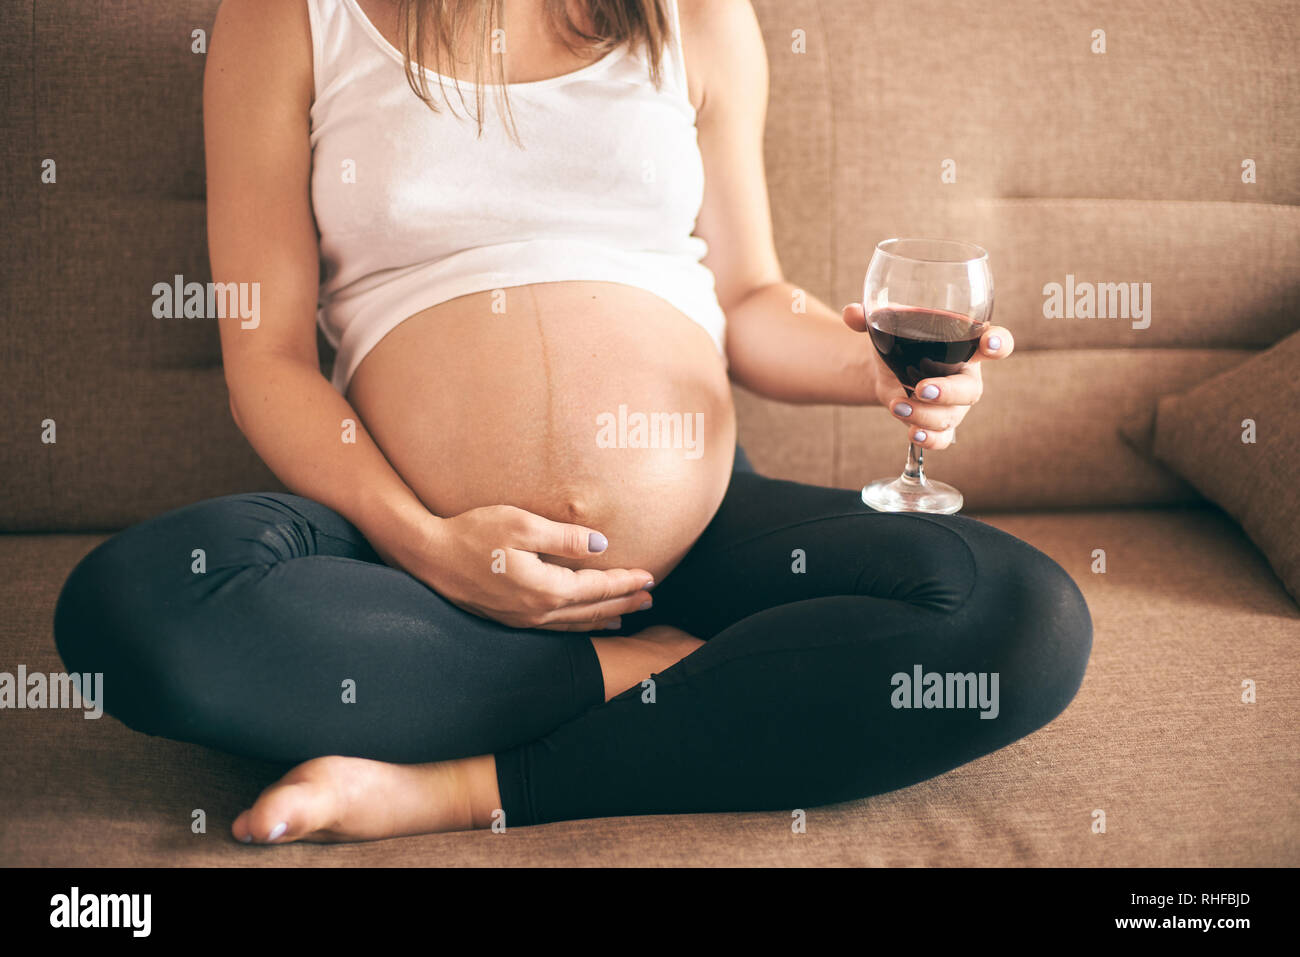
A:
684,0,879,405
205,0,652,628
685,0,1014,446
206,0,437,572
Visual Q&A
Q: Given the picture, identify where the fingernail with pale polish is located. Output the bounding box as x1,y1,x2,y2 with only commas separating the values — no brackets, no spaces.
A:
913,430,928,443
267,822,287,841
988,335,1002,352
919,384,939,400
639,601,652,611
239,833,252,844
588,532,608,553
604,618,621,630
644,579,655,591
894,402,912,417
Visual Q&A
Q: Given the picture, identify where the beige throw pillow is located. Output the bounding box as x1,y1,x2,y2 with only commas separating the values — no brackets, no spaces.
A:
1150,328,1300,605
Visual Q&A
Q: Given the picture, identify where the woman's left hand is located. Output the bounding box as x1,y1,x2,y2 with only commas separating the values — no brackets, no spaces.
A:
842,303,1014,450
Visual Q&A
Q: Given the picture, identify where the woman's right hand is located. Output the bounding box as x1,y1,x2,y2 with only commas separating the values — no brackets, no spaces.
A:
407,504,656,632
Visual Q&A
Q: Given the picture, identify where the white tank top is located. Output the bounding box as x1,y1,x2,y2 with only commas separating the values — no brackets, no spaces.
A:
306,0,727,395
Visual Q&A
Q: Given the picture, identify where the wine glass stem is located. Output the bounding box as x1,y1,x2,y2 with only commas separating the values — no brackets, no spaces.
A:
903,441,926,485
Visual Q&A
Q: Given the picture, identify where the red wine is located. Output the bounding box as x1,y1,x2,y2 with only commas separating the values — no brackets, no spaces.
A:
867,306,983,394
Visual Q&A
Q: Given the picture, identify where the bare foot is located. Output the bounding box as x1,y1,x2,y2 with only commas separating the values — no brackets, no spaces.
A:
591,624,705,701
231,626,704,844
231,752,500,845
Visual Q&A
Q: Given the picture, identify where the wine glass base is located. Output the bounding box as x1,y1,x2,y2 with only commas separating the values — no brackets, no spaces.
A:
861,475,964,514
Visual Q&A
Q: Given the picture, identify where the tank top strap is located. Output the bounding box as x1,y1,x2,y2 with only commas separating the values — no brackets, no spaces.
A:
306,0,373,105
663,0,691,101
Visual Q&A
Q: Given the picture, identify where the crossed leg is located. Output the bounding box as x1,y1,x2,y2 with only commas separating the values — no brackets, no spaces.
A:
57,470,1094,842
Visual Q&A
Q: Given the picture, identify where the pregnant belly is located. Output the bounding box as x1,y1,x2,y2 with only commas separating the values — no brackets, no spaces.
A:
346,282,737,583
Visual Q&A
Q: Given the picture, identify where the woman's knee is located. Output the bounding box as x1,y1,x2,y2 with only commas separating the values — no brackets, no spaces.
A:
54,537,158,736
55,544,220,739
979,538,1093,731
51,496,280,734
54,533,139,676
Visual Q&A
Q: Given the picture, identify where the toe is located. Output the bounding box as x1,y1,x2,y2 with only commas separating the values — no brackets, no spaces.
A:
240,780,337,844
231,811,255,844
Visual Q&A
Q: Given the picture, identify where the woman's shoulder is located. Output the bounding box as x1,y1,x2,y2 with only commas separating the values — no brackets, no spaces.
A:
209,0,314,103
676,0,759,46
674,0,766,116
214,0,314,42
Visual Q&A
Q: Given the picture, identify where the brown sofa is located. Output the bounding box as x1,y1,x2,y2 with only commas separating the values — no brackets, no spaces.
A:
2,0,1296,866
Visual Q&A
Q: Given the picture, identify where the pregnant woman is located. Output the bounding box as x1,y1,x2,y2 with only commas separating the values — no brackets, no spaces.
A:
54,0,1091,843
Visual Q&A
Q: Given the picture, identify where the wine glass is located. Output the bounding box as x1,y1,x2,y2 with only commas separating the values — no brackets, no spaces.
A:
859,238,993,514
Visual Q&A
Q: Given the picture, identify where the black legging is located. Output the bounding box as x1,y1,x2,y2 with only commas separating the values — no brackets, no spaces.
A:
53,450,1092,826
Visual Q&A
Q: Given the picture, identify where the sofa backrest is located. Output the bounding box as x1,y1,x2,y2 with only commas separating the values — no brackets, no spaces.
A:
2,0,1297,528
740,0,1299,503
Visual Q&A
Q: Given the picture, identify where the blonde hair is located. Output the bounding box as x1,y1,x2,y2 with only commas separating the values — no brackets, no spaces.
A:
396,0,671,144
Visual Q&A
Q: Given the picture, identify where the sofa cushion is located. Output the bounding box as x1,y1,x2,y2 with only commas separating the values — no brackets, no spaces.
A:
1148,329,1300,605
6,506,1296,865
